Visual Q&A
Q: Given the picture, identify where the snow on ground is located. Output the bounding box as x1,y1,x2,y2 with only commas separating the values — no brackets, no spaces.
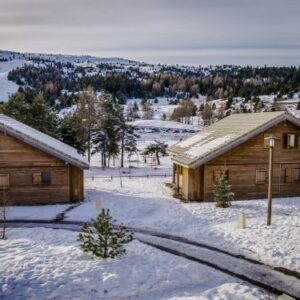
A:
125,96,203,123
66,173,300,273
6,204,72,221
0,228,269,300
0,60,28,102
128,120,199,131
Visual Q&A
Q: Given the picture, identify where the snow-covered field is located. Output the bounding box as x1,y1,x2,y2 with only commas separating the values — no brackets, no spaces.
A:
0,228,271,299
66,174,300,273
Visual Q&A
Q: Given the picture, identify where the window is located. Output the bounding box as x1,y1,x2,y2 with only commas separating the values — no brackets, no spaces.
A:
42,172,51,184
283,133,298,149
33,172,50,185
256,170,267,184
284,168,300,183
213,170,229,183
0,174,9,190
294,169,300,181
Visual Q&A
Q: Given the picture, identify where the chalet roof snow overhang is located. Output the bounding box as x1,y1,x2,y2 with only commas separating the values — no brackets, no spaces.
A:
0,114,89,169
168,112,300,169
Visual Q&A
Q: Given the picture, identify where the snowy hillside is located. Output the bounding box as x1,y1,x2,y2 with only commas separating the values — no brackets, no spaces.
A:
0,50,137,65
0,59,28,102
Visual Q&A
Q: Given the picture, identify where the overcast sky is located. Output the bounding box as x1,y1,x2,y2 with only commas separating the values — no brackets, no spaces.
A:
0,0,299,65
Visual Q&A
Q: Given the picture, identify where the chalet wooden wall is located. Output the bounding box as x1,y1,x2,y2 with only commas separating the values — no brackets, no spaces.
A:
174,120,300,201
69,165,84,202
0,132,84,205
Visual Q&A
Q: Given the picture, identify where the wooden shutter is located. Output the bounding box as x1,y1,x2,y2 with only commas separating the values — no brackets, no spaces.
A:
264,134,269,148
256,170,266,184
33,172,42,185
285,169,293,183
0,174,9,190
288,134,296,148
295,134,299,148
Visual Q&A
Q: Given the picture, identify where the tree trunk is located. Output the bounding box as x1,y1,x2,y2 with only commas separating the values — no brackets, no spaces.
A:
120,132,125,168
156,151,160,165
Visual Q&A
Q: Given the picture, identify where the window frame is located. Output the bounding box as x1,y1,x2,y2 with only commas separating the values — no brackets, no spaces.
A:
0,174,10,190
32,172,51,185
283,133,298,149
256,169,267,185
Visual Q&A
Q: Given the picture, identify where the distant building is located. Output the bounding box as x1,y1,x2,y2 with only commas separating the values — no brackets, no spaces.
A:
168,112,300,201
0,114,89,205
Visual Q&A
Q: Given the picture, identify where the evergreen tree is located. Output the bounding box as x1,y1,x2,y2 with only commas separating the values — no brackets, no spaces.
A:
77,209,133,259
27,93,58,137
59,114,87,154
124,125,139,164
143,141,167,165
0,92,28,122
213,170,233,208
92,92,123,167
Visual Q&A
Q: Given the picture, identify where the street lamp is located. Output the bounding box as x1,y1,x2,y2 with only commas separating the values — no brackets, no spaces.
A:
266,135,277,226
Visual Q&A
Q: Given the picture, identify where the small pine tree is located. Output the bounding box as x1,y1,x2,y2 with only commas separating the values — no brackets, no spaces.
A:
77,209,133,259
213,171,233,208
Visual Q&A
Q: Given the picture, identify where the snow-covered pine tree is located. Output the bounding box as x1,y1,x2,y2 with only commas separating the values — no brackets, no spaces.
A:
77,209,133,259
213,170,234,208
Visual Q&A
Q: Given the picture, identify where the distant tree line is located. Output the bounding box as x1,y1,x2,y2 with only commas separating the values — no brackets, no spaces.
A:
8,63,300,108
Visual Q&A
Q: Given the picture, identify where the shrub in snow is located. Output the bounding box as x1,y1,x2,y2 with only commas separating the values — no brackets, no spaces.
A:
77,209,133,259
213,171,233,208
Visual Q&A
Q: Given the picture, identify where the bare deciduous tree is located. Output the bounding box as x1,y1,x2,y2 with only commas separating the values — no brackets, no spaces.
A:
0,191,10,240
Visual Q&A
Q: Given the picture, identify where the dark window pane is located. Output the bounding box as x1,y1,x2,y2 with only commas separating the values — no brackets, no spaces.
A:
42,172,50,184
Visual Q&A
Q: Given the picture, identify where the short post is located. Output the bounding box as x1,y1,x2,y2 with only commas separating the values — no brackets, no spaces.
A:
237,212,246,229
96,198,102,210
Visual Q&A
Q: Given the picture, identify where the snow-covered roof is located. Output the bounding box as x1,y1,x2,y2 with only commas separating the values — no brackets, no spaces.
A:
169,112,300,168
0,114,89,169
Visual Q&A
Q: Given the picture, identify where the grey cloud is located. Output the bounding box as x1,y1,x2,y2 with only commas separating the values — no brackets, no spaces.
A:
0,0,299,65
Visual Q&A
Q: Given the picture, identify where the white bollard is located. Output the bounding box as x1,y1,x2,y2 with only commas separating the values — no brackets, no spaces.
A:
96,198,103,210
237,212,246,229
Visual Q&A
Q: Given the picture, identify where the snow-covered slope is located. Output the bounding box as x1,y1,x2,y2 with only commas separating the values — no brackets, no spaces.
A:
0,59,28,102
0,50,137,65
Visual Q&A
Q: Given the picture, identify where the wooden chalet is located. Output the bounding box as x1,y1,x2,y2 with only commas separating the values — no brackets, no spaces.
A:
0,114,89,205
168,112,300,201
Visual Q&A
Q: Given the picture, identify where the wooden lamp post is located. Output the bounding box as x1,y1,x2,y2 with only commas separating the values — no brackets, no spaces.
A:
267,135,276,226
